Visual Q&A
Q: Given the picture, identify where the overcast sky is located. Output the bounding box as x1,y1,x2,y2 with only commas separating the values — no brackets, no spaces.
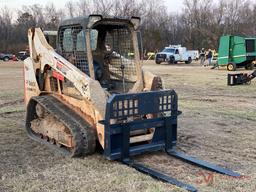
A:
0,0,185,13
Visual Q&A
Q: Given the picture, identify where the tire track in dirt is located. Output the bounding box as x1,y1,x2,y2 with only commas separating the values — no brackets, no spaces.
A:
177,129,256,170
0,99,24,108
0,99,25,117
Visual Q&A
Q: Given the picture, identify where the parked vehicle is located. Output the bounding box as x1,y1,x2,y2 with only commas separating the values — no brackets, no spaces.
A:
18,51,29,61
218,35,256,71
155,45,192,64
187,50,199,60
0,53,17,61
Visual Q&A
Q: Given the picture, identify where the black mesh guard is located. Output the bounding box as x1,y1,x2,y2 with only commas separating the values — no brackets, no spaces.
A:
105,28,136,82
59,25,89,75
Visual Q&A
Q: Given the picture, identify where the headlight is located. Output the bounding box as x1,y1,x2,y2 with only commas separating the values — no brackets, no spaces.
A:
87,15,102,28
130,17,140,30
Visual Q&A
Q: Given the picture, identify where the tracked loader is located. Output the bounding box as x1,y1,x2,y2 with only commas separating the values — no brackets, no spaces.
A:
24,15,240,192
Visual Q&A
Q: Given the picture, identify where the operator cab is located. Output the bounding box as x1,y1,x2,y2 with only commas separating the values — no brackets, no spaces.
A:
57,15,141,94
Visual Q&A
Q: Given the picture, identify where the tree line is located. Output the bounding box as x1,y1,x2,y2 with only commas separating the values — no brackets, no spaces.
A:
0,0,255,54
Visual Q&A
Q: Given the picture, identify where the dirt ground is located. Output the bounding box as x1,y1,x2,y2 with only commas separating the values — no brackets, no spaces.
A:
0,60,255,192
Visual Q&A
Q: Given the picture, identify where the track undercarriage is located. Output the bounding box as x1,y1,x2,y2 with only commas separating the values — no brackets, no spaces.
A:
26,95,96,157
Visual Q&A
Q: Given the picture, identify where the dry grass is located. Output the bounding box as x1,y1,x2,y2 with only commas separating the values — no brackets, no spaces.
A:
0,61,256,192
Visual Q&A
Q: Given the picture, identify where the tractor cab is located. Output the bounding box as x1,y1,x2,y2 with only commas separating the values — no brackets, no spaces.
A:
57,15,141,94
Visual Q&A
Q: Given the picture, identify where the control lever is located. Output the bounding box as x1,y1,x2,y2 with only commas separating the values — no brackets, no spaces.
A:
121,64,125,92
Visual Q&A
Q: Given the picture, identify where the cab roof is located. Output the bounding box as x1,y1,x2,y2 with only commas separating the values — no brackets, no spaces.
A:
59,14,140,29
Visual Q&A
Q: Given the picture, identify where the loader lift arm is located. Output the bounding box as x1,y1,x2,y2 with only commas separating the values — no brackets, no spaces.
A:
228,70,256,86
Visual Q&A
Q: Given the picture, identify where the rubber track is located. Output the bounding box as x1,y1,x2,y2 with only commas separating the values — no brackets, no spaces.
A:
25,95,96,157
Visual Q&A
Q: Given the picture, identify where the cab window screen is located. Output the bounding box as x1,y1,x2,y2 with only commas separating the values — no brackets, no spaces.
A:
105,28,136,82
76,30,86,51
62,28,73,52
59,26,89,74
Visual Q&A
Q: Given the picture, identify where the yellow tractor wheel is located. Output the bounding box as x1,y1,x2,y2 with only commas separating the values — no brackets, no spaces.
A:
227,63,236,71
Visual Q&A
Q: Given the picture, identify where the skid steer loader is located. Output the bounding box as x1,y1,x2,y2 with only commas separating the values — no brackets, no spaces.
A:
24,15,240,192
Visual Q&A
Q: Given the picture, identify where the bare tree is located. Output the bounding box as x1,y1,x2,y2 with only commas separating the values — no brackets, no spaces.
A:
65,1,76,18
92,0,113,16
111,0,144,17
44,3,64,30
0,7,14,51
1,0,256,54
77,0,92,16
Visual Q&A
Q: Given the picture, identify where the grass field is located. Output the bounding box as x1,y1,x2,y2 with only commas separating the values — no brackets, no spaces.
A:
0,60,255,192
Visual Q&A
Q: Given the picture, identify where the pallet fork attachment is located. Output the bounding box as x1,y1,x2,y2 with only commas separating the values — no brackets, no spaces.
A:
99,90,240,192
227,70,256,86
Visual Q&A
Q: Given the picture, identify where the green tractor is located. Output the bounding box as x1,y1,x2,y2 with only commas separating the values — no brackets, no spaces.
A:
217,35,256,71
